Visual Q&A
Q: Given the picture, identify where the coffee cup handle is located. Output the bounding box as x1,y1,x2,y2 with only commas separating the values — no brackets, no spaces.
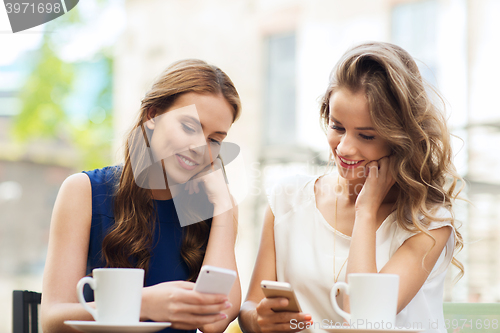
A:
331,282,351,323
77,276,98,321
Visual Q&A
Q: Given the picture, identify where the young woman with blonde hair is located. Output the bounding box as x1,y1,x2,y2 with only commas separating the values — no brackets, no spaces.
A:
42,59,241,333
240,42,463,333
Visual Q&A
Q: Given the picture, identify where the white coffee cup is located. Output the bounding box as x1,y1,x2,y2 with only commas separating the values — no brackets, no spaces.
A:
76,268,144,324
331,273,399,330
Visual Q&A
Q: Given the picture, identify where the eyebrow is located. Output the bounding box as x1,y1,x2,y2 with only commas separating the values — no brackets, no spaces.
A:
182,115,227,136
330,116,375,131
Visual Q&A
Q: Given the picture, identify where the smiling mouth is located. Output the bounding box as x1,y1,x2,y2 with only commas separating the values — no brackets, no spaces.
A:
338,156,364,168
176,154,200,169
339,157,362,165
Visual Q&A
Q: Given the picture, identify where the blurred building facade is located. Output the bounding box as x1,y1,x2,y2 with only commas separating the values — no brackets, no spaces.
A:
1,0,498,331
0,58,75,329
0,52,111,329
115,0,500,303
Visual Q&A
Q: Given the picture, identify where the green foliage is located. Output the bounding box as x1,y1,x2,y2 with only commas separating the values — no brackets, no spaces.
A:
12,36,73,140
10,4,113,170
70,55,114,170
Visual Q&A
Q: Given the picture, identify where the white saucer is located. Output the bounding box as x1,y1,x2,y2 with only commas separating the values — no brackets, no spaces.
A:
324,327,422,333
64,321,171,333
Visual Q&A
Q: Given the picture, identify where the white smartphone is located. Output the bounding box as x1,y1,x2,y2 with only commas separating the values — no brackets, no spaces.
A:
261,280,302,312
194,265,237,295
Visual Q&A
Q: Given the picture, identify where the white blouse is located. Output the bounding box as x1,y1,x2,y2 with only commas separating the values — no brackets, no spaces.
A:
267,174,455,333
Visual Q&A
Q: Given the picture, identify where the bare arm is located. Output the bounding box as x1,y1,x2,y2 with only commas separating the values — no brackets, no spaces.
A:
345,157,453,313
41,173,95,332
347,210,452,312
197,197,241,333
41,173,232,332
239,205,311,333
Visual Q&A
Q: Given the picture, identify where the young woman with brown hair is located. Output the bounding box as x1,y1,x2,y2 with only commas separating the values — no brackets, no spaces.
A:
239,42,464,333
41,59,241,333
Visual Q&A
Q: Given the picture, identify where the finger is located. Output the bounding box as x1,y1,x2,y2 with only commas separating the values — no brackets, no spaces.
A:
377,156,394,183
364,161,378,178
256,311,312,332
375,154,391,163
194,181,200,193
183,291,228,305
378,155,390,170
264,320,313,333
173,280,196,290
189,312,228,327
275,311,312,324
171,312,228,330
258,297,288,315
186,179,199,194
178,300,232,315
370,163,379,180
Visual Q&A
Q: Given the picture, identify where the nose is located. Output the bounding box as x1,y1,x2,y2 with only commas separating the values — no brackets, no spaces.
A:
336,132,357,157
188,133,207,156
189,144,205,157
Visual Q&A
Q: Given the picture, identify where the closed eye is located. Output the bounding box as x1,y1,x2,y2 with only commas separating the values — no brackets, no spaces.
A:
209,138,221,146
182,123,196,133
360,134,375,140
331,122,375,140
330,124,345,132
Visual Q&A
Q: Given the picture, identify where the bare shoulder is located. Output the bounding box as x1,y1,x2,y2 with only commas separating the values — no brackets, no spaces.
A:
52,173,92,225
403,225,452,253
43,173,94,312
314,173,337,201
60,172,91,194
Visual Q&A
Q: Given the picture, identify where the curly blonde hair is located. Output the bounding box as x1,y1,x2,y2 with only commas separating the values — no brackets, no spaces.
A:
320,42,464,278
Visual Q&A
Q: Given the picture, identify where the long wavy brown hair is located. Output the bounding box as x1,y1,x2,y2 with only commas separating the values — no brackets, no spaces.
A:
319,42,464,278
102,59,241,280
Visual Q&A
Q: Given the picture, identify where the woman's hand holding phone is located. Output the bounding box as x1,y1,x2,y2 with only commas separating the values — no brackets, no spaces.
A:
143,266,236,329
256,281,312,332
141,281,230,331
255,298,312,333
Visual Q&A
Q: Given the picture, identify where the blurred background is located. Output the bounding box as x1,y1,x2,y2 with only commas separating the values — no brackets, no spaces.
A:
1,0,500,331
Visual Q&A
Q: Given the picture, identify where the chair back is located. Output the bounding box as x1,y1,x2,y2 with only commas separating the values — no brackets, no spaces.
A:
13,290,42,333
443,302,500,333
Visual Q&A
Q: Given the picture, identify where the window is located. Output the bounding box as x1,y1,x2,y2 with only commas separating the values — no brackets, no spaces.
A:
264,32,296,146
391,0,439,86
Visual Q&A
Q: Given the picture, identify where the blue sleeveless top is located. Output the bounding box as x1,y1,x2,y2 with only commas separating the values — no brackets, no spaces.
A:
82,166,196,333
